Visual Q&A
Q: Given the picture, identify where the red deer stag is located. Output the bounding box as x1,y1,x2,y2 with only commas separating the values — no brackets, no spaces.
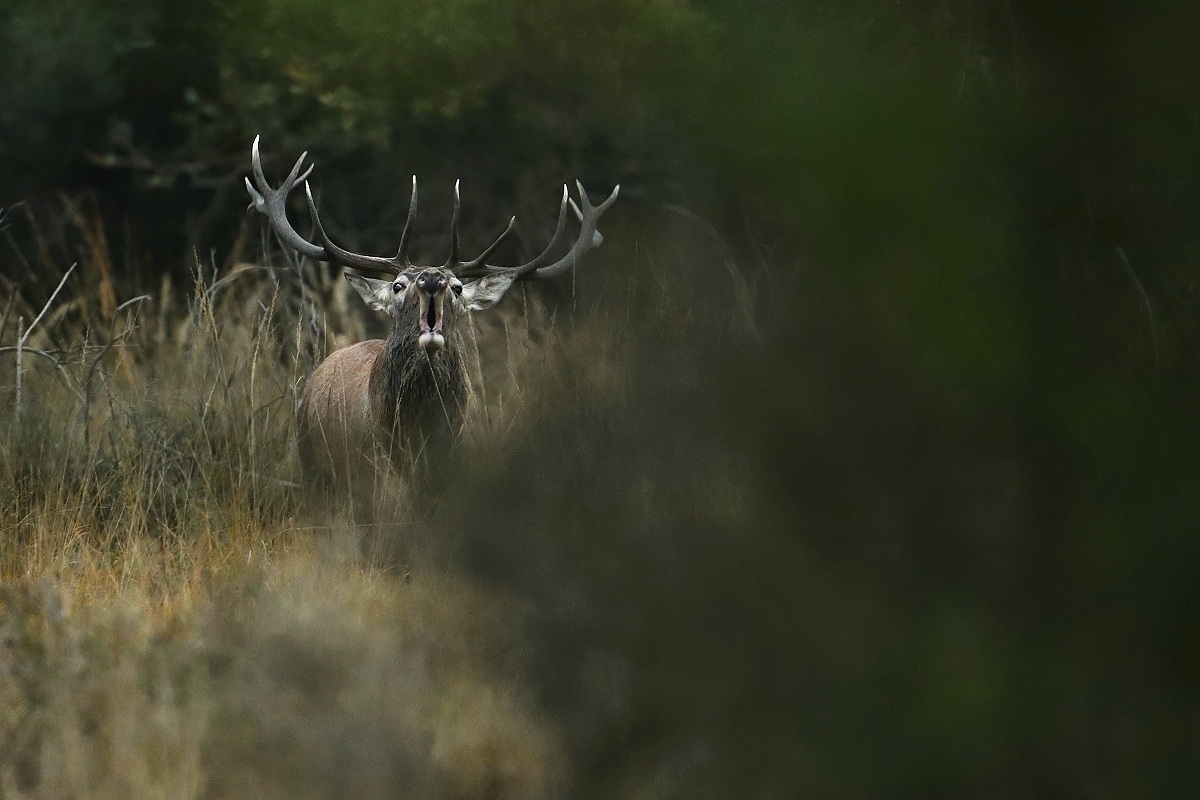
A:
245,136,618,491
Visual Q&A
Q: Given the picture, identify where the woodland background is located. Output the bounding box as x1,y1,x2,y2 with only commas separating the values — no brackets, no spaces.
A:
1,0,1199,797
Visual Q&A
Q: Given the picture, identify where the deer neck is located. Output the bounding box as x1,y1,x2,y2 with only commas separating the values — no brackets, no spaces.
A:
370,317,466,438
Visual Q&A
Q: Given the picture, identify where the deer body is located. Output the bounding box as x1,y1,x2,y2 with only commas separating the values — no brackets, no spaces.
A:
298,306,467,484
246,136,617,493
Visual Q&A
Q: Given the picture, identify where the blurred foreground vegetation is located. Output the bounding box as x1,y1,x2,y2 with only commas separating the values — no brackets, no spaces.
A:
2,0,1200,797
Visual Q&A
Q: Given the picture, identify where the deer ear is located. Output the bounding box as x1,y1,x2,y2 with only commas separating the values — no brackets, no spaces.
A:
344,271,395,314
461,272,517,311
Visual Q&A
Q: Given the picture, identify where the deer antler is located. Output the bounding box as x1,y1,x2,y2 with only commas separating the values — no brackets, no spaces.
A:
246,136,619,282
482,181,620,281
440,179,517,277
245,135,321,260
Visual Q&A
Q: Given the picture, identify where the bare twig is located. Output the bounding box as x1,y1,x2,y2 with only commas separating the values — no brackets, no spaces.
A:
116,295,151,315
13,317,23,433
0,345,85,404
206,264,291,300
0,202,26,232
0,293,14,342
81,294,150,456
11,263,77,432
27,263,77,337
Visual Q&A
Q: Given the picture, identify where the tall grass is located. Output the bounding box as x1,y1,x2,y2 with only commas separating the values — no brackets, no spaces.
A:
5,182,1194,797
0,204,580,798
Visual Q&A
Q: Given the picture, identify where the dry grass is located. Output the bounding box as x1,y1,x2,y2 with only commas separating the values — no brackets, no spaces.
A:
0,209,580,798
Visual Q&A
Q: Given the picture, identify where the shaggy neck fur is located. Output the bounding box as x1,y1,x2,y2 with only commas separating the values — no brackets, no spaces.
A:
369,304,467,445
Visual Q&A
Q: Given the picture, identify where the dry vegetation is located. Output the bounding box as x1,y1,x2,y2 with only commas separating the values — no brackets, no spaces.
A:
0,204,606,799
5,0,1199,795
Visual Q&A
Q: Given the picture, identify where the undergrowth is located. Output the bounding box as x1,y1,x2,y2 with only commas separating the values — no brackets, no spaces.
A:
0,205,578,798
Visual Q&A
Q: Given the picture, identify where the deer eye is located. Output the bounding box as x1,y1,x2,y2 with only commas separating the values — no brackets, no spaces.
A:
393,280,407,294
451,283,463,296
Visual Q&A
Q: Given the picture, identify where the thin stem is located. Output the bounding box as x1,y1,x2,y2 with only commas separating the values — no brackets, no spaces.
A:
22,263,77,344
13,317,24,435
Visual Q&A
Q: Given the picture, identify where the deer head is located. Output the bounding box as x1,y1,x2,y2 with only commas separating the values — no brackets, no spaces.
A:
246,136,619,355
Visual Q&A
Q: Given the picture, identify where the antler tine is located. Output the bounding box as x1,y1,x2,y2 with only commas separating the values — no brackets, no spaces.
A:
482,185,570,278
246,135,324,260
443,179,462,269
433,178,517,279
304,184,404,274
526,185,572,273
248,136,408,274
530,182,619,279
454,215,516,278
484,182,618,281
396,176,418,267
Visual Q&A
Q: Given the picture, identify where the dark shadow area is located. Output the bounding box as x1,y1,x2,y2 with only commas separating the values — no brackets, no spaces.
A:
2,1,1199,798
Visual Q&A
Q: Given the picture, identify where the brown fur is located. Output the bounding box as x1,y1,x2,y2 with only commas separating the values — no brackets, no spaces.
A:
297,289,468,497
298,339,388,490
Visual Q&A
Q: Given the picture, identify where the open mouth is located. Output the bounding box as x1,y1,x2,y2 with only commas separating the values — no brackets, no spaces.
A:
418,293,445,352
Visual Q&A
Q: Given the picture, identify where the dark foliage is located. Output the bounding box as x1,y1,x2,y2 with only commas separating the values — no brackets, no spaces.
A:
2,0,1199,797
